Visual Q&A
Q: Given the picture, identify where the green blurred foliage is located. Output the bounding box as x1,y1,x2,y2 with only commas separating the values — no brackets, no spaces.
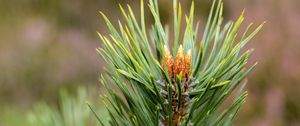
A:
27,87,101,126
1,87,103,126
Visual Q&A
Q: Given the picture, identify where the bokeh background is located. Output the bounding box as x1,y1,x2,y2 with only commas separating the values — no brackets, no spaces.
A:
0,0,299,126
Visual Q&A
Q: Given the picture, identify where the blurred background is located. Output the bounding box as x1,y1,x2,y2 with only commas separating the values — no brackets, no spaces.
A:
0,0,299,126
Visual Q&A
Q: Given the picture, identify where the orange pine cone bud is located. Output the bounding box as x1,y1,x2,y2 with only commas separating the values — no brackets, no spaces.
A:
173,45,185,76
162,45,173,76
184,49,192,77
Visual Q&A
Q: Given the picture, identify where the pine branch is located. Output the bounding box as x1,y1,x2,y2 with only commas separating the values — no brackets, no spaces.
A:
94,0,263,125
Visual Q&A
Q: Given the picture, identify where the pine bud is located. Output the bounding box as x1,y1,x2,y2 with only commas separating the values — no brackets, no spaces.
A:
173,45,185,76
184,49,192,77
162,45,173,77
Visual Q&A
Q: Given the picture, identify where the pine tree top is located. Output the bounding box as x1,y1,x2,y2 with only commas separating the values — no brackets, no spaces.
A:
93,0,264,125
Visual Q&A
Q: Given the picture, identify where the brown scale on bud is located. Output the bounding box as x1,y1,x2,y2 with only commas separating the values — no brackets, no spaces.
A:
160,45,192,126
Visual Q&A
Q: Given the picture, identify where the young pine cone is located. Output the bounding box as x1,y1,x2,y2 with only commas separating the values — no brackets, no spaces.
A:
161,45,192,126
